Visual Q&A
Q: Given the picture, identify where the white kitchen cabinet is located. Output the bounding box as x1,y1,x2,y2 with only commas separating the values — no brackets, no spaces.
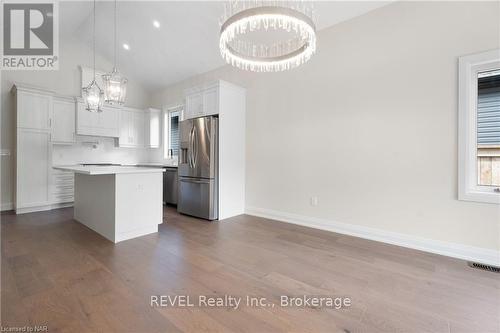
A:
145,108,161,148
203,86,219,116
101,104,121,135
184,90,203,119
12,84,53,214
184,83,221,120
76,100,120,137
135,111,145,147
118,108,145,148
50,169,74,204
15,89,52,130
16,129,51,212
52,96,76,144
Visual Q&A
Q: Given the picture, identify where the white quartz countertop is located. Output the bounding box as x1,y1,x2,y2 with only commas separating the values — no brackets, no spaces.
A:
134,162,178,168
53,165,166,175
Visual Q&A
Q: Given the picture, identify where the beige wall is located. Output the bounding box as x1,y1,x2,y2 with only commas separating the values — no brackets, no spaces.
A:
0,37,151,208
150,1,500,251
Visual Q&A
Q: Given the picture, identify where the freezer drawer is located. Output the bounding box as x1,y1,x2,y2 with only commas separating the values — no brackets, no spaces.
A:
177,177,217,220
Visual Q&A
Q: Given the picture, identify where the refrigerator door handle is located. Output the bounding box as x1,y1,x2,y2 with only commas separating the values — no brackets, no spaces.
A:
192,128,198,168
179,178,210,184
189,126,195,168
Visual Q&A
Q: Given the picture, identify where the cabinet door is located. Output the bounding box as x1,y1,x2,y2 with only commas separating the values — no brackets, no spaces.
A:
203,86,219,116
185,92,203,119
17,130,50,208
146,109,160,148
52,99,75,144
76,101,99,134
119,110,131,145
76,102,119,137
17,91,52,130
99,106,120,137
130,112,139,146
135,112,145,147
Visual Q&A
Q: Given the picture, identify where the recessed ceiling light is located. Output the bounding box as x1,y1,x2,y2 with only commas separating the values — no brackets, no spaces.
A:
123,43,130,50
153,20,160,28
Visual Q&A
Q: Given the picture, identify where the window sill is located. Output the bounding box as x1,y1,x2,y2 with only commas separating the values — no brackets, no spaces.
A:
459,189,500,204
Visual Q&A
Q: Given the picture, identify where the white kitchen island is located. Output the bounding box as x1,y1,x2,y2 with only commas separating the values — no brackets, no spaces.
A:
53,165,164,243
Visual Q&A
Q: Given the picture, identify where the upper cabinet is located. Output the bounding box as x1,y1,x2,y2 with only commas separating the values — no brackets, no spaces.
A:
76,100,120,137
14,86,53,131
184,82,220,120
145,108,161,148
52,96,76,144
118,107,145,148
185,91,203,120
203,86,219,116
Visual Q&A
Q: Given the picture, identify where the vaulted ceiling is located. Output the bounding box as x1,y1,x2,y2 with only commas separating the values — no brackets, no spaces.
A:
61,1,390,91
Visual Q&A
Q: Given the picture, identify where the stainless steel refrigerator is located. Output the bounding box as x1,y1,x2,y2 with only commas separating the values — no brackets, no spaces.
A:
177,116,218,220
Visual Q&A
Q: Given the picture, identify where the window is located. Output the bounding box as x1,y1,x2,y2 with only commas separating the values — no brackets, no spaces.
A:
459,49,500,204
477,70,500,186
163,107,181,159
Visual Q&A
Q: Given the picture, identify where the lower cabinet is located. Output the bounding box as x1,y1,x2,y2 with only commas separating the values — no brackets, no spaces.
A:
16,129,51,212
16,129,75,213
50,169,74,204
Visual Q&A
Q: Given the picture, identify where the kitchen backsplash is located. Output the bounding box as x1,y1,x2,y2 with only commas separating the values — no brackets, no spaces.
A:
52,136,149,165
52,136,178,166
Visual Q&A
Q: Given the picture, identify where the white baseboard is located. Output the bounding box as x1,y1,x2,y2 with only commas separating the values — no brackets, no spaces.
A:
1,202,13,211
245,206,500,267
15,202,73,214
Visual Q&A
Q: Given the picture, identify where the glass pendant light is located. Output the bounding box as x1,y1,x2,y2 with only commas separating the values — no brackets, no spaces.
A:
102,0,127,105
83,0,104,112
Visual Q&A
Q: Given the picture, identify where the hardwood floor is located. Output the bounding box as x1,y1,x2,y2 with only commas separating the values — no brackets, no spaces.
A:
1,207,499,333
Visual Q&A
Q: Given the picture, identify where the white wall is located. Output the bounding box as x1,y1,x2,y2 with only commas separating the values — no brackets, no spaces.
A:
0,37,151,208
150,1,500,253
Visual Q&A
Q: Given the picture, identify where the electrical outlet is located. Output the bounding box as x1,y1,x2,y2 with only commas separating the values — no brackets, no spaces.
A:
310,196,318,207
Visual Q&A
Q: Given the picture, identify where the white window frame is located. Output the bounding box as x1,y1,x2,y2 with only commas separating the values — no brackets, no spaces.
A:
162,105,183,160
458,49,500,204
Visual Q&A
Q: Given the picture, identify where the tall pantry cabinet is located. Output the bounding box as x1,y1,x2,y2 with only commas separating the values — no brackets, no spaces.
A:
12,84,53,214
12,84,75,214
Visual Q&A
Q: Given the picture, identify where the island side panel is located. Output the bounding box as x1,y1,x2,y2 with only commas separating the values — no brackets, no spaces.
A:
114,172,162,242
74,174,116,242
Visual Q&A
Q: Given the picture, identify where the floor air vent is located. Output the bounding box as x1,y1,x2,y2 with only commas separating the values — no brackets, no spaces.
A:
468,262,500,273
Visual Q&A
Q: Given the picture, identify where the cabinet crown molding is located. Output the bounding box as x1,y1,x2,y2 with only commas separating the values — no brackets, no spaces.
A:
184,80,245,95
11,83,55,96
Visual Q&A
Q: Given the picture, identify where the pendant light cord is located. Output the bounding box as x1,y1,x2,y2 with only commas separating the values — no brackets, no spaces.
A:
93,0,96,79
114,0,117,69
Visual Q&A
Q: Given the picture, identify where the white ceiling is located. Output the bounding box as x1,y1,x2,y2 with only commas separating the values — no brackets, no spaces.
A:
61,1,390,91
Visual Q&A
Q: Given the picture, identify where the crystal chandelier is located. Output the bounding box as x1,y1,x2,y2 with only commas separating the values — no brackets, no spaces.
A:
102,0,127,105
219,1,316,72
82,0,104,112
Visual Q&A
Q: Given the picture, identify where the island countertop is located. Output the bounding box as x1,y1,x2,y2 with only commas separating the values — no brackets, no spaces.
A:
53,165,166,175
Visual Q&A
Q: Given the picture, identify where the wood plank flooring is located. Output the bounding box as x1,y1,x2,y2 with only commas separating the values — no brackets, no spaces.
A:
1,207,499,332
